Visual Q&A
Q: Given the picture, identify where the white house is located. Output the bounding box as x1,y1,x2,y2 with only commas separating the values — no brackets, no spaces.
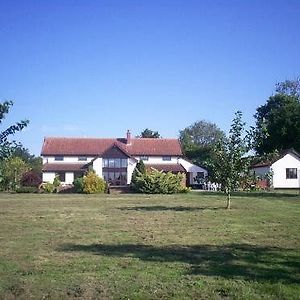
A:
41,130,207,187
252,149,300,189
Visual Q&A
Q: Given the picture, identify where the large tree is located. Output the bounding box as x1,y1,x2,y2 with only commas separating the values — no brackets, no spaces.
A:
179,120,225,167
210,111,252,209
138,128,161,138
11,146,42,172
0,101,29,159
254,79,300,155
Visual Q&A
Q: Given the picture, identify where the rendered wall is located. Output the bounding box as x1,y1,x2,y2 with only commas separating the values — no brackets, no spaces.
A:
272,153,300,188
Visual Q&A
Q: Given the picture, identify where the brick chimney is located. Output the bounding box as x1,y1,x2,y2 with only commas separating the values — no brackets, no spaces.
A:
126,130,131,145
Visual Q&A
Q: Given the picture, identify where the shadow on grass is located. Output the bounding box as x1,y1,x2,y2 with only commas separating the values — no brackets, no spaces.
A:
199,191,300,198
118,205,224,212
58,243,300,284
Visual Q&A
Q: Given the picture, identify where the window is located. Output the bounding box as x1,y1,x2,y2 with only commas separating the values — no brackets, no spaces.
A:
56,172,65,182
121,159,127,167
140,156,149,161
286,168,297,179
103,159,108,168
102,158,127,168
162,156,171,161
114,159,121,168
78,156,87,161
54,156,64,161
197,172,205,179
108,159,115,168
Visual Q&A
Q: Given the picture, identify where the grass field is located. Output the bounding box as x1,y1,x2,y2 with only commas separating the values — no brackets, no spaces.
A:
0,192,299,299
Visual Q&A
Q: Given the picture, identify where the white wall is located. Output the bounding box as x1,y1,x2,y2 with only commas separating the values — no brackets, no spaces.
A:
92,158,102,177
42,172,74,184
65,172,74,184
178,158,208,185
127,158,137,184
43,156,95,164
42,172,55,183
272,153,300,188
133,156,178,164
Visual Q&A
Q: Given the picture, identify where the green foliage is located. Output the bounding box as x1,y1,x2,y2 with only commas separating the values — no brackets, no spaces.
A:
254,79,300,154
0,157,29,191
11,146,42,172
275,78,300,97
0,101,29,160
52,175,61,193
132,169,185,194
179,120,225,173
138,128,161,138
210,111,252,209
15,186,38,193
53,175,61,187
82,171,106,194
73,177,84,193
131,160,146,191
42,182,55,193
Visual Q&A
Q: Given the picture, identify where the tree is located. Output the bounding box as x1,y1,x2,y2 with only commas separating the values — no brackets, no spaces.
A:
11,146,42,172
130,160,146,191
179,120,225,169
254,79,300,154
0,101,29,159
210,111,252,209
138,128,161,138
0,157,29,191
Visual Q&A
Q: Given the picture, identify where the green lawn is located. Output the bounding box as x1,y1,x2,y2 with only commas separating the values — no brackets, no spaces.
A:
0,192,299,299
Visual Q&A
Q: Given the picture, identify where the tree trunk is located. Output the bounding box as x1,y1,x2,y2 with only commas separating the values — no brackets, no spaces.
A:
226,192,231,209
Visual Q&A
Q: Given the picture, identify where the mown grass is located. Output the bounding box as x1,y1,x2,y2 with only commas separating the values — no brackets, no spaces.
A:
0,192,299,299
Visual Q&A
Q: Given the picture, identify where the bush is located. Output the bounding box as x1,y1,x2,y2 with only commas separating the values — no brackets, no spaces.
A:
21,171,42,187
73,177,84,193
131,160,146,191
132,169,186,194
16,186,38,193
42,182,55,193
82,171,106,194
53,175,61,193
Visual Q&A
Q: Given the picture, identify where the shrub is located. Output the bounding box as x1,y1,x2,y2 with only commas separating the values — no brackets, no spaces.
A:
73,177,84,193
16,186,38,193
131,160,146,191
42,182,55,193
132,169,186,194
21,171,42,187
53,175,61,193
82,171,106,194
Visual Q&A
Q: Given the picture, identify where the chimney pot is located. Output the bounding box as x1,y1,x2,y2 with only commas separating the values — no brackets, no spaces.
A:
126,130,131,145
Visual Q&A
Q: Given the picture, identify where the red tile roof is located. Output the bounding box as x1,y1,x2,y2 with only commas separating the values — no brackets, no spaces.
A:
146,164,186,173
42,163,89,172
41,137,183,156
251,162,272,168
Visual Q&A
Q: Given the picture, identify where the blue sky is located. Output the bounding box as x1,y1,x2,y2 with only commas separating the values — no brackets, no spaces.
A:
1,0,299,155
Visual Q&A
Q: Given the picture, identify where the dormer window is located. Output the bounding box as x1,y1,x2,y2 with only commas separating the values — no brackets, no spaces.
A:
54,156,64,161
78,156,87,161
140,156,149,161
162,156,171,161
